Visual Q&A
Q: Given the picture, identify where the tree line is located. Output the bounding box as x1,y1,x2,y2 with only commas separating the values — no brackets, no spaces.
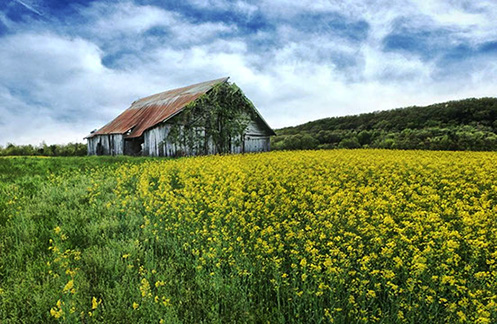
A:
272,97,497,151
0,142,87,156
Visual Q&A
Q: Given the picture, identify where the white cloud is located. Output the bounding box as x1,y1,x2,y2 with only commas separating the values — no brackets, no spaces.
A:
233,1,258,16
0,87,92,145
81,2,234,44
1,0,497,145
87,2,176,35
0,33,104,82
0,32,135,144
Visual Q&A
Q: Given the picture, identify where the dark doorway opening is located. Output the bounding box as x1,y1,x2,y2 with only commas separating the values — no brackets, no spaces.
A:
96,142,103,155
124,137,144,156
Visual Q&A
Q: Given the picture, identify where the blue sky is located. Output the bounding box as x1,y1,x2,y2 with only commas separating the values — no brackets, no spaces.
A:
1,0,497,145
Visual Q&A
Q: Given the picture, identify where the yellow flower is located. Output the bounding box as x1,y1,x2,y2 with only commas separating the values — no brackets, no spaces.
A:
366,290,376,298
155,280,166,288
91,296,101,310
132,302,139,309
50,307,64,319
77,149,497,322
139,278,151,297
300,258,307,267
63,280,74,293
50,300,64,319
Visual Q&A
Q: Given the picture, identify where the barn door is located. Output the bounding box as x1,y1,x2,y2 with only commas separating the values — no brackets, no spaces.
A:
96,142,103,155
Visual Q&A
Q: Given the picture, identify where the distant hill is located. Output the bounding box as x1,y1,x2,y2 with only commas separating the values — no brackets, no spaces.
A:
272,97,497,151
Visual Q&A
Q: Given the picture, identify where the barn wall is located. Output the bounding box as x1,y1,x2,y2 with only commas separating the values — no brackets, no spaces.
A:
144,124,218,157
143,124,171,157
230,134,243,154
87,137,96,155
110,134,124,155
142,117,272,157
245,119,267,136
87,134,124,155
243,119,270,153
90,111,273,157
244,136,270,152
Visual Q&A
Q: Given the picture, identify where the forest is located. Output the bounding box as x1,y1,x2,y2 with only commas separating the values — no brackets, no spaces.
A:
272,97,497,151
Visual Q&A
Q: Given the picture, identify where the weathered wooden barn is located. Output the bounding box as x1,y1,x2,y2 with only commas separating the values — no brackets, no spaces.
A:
86,77,275,156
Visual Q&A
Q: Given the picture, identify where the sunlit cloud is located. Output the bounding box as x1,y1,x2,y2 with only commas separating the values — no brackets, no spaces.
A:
0,0,496,145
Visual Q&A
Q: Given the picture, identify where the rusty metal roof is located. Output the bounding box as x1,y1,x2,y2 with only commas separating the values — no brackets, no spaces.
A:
87,77,229,139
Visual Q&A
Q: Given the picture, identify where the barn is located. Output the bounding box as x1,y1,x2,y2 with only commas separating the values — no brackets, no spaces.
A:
85,77,275,157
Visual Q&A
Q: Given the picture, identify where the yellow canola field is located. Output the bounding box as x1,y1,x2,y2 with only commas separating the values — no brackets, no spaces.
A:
106,150,497,323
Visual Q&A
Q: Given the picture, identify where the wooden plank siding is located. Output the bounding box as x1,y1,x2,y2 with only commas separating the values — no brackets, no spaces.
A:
87,134,124,155
143,124,171,157
243,119,271,153
143,123,224,157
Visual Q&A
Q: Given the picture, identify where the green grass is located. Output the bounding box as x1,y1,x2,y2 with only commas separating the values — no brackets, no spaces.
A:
1,152,496,323
0,156,154,323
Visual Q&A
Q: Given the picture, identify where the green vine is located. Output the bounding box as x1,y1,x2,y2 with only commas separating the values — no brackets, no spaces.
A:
165,81,256,155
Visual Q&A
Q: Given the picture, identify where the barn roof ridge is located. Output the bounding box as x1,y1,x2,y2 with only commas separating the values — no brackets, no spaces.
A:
131,76,229,111
86,77,229,139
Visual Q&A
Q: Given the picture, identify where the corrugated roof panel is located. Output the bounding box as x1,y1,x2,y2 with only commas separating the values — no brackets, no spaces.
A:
88,77,229,138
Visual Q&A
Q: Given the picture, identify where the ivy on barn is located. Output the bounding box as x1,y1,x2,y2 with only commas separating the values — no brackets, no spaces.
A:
165,81,256,154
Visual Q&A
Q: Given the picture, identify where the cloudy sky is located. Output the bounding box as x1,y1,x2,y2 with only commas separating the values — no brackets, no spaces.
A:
1,0,497,145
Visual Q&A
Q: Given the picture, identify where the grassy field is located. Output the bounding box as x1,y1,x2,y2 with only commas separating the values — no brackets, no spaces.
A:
0,150,496,323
